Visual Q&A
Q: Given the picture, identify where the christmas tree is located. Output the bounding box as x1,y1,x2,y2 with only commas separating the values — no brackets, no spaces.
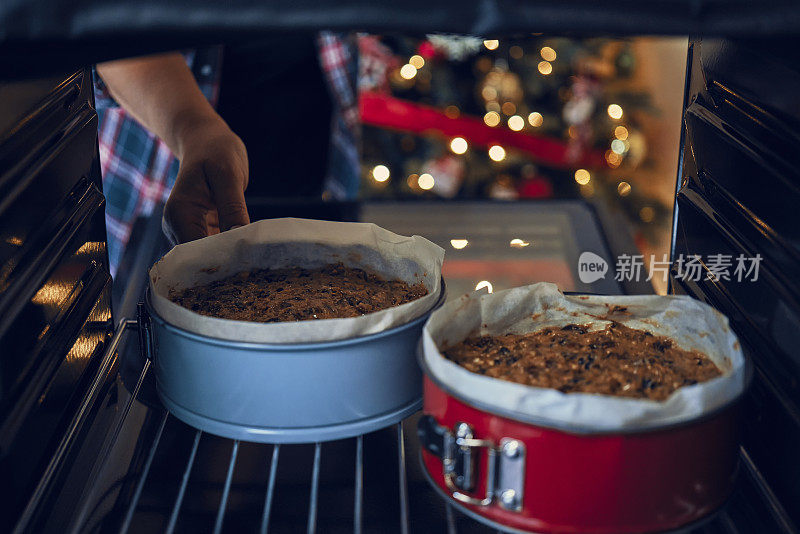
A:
359,34,666,242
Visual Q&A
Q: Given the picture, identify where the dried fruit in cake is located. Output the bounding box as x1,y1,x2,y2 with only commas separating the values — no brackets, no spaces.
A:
442,322,721,401
170,262,428,323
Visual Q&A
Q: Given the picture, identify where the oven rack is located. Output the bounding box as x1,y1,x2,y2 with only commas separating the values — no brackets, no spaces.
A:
70,317,780,534
117,415,417,534
109,400,491,533
74,317,498,534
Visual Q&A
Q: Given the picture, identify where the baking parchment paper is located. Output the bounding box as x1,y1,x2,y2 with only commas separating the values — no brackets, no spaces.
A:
422,282,746,431
149,218,444,343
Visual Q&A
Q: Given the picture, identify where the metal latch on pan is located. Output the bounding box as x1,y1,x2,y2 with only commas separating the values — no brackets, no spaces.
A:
418,415,525,511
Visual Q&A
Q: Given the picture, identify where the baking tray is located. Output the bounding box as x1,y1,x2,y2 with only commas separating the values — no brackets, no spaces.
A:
144,282,445,444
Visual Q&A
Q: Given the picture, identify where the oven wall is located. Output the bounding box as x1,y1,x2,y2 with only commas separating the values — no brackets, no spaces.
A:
672,37,800,531
0,69,116,532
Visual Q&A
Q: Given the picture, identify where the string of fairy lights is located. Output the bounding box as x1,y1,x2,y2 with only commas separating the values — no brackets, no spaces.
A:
370,37,642,216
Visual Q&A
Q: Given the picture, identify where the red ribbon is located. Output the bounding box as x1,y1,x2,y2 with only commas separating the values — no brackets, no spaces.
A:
359,91,605,170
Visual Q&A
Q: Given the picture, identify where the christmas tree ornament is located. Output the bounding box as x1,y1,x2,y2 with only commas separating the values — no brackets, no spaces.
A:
358,35,399,92
421,154,465,198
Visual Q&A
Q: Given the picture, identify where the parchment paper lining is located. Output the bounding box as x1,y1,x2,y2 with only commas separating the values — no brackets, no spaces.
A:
149,218,444,343
423,283,746,431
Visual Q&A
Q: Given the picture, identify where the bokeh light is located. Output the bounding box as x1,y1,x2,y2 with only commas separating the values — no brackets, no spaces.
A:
574,169,591,185
607,104,623,120
418,173,435,190
508,115,525,131
489,145,506,162
450,137,468,154
475,280,494,293
400,64,417,80
540,46,557,61
371,165,390,182
484,111,501,127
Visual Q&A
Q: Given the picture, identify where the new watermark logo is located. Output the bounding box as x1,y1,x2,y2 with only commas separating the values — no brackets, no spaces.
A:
577,253,762,284
577,251,609,284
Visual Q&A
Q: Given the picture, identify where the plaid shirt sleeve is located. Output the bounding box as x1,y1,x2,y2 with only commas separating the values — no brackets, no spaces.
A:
317,32,362,200
94,47,222,275
96,38,360,275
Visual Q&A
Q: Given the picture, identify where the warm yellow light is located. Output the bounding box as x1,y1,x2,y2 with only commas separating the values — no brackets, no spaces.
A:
538,61,553,75
614,125,629,140
509,45,523,59
31,281,72,307
540,46,557,62
486,101,501,112
400,64,417,80
371,164,390,182
475,280,493,293
484,111,501,127
617,181,632,197
444,105,460,119
407,174,419,189
481,86,498,101
574,169,591,185
510,238,530,248
607,104,623,120
418,173,435,190
450,239,469,249
484,39,499,50
639,206,655,223
489,145,506,162
409,54,425,69
508,115,525,131
605,150,622,167
528,112,543,127
75,241,103,257
501,102,516,115
450,137,468,154
611,139,626,155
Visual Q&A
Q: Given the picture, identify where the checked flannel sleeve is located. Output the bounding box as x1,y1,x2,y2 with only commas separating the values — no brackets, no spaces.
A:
94,37,360,276
93,48,222,275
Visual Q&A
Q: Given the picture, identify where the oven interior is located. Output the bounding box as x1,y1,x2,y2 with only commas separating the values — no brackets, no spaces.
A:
1,7,799,534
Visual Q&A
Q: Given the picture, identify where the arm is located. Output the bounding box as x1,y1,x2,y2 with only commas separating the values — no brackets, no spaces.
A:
97,52,250,243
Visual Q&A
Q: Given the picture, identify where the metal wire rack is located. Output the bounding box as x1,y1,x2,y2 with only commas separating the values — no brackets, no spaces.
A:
72,319,782,534
116,415,421,534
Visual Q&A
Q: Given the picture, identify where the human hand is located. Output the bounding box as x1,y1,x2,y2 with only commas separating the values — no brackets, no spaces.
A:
162,115,250,244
